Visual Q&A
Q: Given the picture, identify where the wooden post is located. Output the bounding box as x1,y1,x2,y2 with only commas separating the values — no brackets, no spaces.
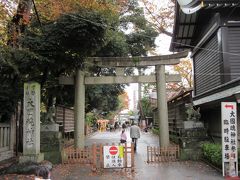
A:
10,114,16,151
100,144,103,168
92,143,96,171
147,146,149,163
4,127,7,147
69,148,71,163
124,143,127,168
63,107,65,138
167,146,169,161
131,143,134,171
153,147,156,162
150,146,153,162
178,145,180,159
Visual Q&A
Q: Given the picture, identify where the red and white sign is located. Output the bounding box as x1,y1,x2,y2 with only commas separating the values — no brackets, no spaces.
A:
221,102,238,177
103,146,124,168
109,146,118,155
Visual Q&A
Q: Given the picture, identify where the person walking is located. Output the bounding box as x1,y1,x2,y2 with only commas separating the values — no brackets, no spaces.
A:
130,121,140,152
120,129,127,143
122,122,127,130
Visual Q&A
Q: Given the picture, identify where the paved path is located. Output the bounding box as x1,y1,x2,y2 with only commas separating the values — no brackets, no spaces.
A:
51,129,223,180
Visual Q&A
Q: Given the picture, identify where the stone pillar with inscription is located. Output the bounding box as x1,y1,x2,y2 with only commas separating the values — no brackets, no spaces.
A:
19,82,44,163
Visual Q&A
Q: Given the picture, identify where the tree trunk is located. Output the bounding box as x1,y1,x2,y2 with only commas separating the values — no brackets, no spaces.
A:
8,0,33,47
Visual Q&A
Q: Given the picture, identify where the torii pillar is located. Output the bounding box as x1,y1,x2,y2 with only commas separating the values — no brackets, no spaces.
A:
156,65,169,147
74,70,85,148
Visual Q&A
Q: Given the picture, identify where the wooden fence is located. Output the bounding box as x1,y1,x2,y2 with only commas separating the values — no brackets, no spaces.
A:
0,120,15,162
0,123,10,152
63,143,134,171
63,146,92,164
147,145,180,163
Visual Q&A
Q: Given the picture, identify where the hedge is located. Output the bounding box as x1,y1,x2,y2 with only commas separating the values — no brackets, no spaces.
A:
201,143,240,169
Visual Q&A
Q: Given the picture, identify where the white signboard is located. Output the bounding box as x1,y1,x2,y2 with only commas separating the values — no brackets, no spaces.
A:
103,145,124,168
221,102,238,177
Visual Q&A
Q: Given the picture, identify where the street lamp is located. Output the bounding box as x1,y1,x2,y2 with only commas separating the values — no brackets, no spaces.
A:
177,0,203,14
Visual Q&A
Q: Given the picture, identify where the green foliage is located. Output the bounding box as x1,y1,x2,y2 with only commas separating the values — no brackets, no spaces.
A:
0,45,48,121
120,0,158,56
152,127,159,135
0,7,117,121
86,84,124,113
0,0,158,121
23,9,110,70
85,112,97,126
201,143,240,169
140,96,153,118
95,31,129,57
169,134,179,144
201,143,223,168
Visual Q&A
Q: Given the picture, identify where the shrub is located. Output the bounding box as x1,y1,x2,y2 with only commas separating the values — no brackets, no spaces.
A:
151,127,159,135
201,143,222,167
201,143,240,169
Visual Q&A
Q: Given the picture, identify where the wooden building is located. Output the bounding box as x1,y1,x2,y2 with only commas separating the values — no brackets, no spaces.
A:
151,89,193,134
170,0,240,141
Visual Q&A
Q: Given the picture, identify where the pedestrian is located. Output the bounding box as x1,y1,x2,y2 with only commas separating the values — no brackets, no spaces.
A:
35,166,51,180
120,129,127,143
122,122,126,130
130,121,140,152
114,122,118,130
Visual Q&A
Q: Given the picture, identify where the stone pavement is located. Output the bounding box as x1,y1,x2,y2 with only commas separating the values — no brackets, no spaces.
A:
50,128,223,180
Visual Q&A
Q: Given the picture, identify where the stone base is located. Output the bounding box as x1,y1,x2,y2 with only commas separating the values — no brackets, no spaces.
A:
19,153,44,163
180,148,202,160
41,123,59,132
41,131,63,164
0,150,14,162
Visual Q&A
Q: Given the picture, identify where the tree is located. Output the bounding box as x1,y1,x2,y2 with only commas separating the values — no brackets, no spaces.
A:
0,5,117,121
118,91,129,110
141,0,174,37
140,96,153,118
0,0,18,45
167,58,193,91
120,0,158,56
0,0,159,122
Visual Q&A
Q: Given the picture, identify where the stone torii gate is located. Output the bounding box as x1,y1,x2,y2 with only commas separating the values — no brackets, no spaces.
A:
59,51,188,148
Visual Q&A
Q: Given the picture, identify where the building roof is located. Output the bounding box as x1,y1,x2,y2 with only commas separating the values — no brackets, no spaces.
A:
170,0,240,52
149,88,193,102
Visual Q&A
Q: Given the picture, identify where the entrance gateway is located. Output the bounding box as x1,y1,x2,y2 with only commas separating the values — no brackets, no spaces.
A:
59,51,189,148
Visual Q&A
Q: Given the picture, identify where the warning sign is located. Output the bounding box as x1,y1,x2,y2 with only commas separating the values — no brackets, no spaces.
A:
103,146,124,168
